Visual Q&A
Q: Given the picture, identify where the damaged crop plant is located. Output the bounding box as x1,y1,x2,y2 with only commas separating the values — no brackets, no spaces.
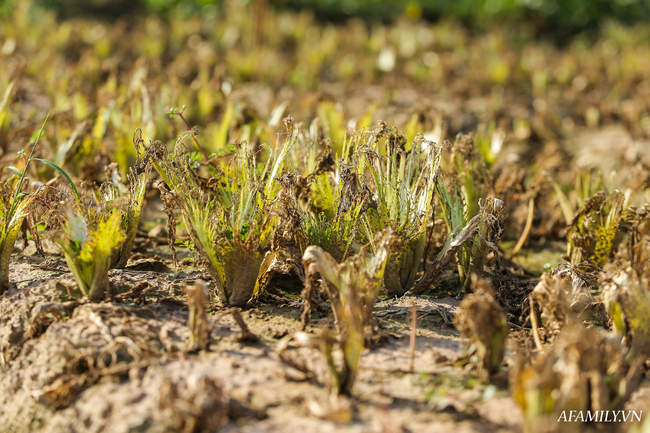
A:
48,131,155,300
3,59,650,433
5,1,650,430
151,117,298,307
145,115,510,310
3,98,650,429
0,117,155,299
0,115,78,294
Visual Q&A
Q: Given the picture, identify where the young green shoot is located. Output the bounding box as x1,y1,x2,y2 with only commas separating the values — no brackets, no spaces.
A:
55,206,126,301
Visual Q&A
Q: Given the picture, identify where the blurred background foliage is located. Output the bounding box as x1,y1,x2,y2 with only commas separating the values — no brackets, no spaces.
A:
2,0,650,35
2,0,650,195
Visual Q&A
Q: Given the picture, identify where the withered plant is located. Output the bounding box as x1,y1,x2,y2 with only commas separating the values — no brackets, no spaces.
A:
602,271,650,363
601,210,650,362
514,245,646,431
185,281,210,351
447,134,494,229
435,133,496,291
566,190,624,267
50,130,157,300
512,323,643,432
526,266,606,352
454,275,508,377
409,196,507,295
354,124,445,297
301,229,391,395
1,115,75,293
303,162,370,263
529,273,580,347
104,129,155,268
548,169,606,228
0,177,44,293
153,117,298,307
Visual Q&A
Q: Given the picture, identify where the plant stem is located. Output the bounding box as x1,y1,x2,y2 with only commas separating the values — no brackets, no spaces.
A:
8,114,48,220
175,111,214,166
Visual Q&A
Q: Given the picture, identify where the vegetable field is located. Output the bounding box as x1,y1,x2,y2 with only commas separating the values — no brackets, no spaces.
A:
1,1,650,432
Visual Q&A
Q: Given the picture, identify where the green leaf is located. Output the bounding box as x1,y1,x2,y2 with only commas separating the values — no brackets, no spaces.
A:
3,166,22,177
30,158,80,200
